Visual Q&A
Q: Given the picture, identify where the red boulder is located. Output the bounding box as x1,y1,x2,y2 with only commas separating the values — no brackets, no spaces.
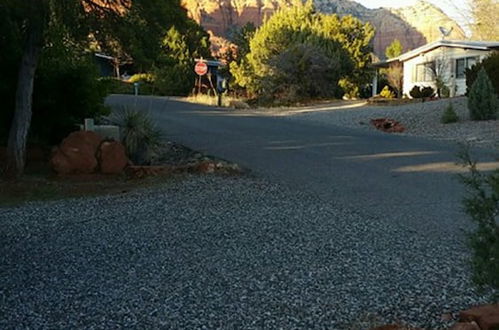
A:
50,131,103,174
97,141,128,174
370,118,406,133
460,304,499,330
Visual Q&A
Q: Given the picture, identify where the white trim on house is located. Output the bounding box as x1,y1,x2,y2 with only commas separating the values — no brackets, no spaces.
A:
372,40,499,97
394,40,499,62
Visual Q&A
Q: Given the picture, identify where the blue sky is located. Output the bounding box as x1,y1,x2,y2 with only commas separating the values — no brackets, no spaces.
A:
354,0,470,32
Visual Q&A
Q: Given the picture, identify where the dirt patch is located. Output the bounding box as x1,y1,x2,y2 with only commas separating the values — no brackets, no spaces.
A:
0,141,242,207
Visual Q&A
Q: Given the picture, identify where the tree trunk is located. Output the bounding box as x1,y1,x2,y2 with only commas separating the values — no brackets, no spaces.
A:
4,26,43,179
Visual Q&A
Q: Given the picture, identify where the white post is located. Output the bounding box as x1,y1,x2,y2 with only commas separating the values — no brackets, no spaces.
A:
372,70,378,97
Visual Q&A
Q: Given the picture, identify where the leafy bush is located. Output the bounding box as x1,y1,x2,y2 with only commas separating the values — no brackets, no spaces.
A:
459,146,499,298
421,86,435,98
109,106,163,164
153,63,193,96
441,102,459,124
466,51,499,96
379,86,395,99
129,73,154,83
230,3,374,101
409,86,423,99
1,19,110,145
440,84,451,98
263,43,343,103
468,68,498,121
409,85,435,99
339,79,360,100
101,78,135,95
30,54,110,144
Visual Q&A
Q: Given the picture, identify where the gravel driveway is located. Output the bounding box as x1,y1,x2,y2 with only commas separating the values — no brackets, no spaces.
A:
0,175,490,329
279,97,499,149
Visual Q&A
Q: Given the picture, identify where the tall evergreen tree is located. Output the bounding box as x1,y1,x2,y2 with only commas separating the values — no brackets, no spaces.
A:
468,68,498,121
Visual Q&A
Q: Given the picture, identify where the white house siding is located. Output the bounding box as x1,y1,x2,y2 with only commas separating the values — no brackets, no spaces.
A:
402,47,492,97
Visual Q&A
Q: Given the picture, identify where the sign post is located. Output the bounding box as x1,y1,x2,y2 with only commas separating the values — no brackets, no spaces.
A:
194,61,208,76
194,61,208,95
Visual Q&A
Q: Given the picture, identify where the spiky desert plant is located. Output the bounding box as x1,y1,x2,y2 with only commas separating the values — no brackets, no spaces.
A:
110,106,163,164
468,68,499,121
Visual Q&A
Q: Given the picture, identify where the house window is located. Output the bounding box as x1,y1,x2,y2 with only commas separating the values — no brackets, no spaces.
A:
456,56,479,79
415,62,435,82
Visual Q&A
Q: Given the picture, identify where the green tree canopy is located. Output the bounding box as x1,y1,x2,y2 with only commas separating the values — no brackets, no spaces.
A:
230,2,374,100
1,0,210,177
385,39,403,59
230,22,257,62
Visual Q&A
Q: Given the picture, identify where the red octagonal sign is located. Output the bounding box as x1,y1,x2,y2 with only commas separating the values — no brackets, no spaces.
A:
195,62,208,76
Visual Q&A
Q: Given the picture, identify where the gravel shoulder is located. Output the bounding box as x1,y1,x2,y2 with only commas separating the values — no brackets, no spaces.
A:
0,174,491,329
261,97,499,150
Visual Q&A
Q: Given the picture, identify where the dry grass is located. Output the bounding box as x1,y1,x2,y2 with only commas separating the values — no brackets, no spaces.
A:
182,94,246,108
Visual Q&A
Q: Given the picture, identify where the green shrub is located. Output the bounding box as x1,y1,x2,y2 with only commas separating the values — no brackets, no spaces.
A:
1,36,109,145
31,56,110,144
459,146,499,299
440,102,459,124
263,43,343,103
409,86,423,99
466,51,499,96
379,85,395,99
230,3,373,101
409,85,435,99
421,86,435,98
468,68,498,121
101,78,135,95
440,84,451,98
339,78,360,100
109,106,163,164
129,73,154,83
153,63,193,96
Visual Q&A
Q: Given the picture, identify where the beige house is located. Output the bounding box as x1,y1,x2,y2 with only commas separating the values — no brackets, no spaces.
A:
373,40,499,97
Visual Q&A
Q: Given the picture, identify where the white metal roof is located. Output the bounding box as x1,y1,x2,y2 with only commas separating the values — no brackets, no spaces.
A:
395,40,499,62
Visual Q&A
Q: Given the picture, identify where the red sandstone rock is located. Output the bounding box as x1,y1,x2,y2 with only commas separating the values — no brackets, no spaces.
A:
97,141,128,174
449,322,481,330
460,304,499,330
125,165,173,179
371,325,402,330
50,131,103,174
196,161,216,174
371,325,422,330
370,118,406,133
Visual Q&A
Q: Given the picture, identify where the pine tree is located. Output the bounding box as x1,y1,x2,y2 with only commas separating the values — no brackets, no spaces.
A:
468,68,498,121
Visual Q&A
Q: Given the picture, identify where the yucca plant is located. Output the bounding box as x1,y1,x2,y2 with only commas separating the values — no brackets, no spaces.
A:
110,106,163,164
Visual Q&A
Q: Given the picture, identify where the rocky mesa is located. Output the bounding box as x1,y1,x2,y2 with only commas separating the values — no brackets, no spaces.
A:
181,0,466,57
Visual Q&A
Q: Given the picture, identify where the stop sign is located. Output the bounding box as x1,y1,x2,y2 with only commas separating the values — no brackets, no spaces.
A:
194,62,208,76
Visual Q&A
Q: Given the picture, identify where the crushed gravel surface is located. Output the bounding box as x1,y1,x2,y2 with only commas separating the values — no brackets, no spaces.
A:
0,175,491,329
282,98,499,149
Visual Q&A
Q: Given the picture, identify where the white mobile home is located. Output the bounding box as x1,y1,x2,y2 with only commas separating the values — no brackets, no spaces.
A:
373,40,499,97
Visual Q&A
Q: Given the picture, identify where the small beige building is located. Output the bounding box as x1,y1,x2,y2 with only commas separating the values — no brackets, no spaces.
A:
373,40,499,97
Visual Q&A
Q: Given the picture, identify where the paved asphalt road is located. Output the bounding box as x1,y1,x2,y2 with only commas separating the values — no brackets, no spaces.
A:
106,95,497,242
